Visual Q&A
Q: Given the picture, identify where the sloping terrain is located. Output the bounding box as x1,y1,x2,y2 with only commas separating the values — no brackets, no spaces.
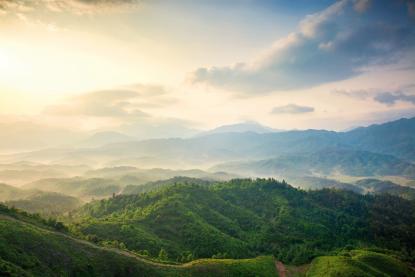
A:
5,191,82,216
0,205,277,277
70,179,415,265
307,250,415,277
0,183,82,216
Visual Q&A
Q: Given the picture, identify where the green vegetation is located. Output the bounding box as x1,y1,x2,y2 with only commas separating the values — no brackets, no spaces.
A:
122,176,212,195
1,179,415,276
24,177,122,200
6,191,82,216
0,205,277,276
182,256,277,276
355,179,415,200
0,183,32,202
0,183,82,216
307,249,415,277
69,179,415,265
22,170,234,201
286,176,363,193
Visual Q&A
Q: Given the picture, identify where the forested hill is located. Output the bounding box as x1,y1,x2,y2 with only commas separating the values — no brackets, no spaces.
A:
70,179,415,265
0,204,278,276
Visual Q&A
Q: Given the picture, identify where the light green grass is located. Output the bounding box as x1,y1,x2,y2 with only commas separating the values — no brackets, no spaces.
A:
183,256,277,277
306,250,415,277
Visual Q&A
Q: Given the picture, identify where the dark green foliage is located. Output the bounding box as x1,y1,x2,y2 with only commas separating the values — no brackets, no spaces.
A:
0,257,33,277
70,179,415,264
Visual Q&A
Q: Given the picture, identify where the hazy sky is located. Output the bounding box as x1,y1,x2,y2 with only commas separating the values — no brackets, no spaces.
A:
0,0,414,133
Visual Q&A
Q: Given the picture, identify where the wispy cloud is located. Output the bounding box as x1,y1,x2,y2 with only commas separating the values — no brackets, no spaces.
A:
188,0,415,94
374,91,415,106
332,89,370,100
41,84,197,137
43,85,172,120
353,0,371,13
0,0,139,14
271,104,314,114
333,88,415,106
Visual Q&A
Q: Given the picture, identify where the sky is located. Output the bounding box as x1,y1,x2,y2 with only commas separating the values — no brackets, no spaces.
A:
0,0,415,138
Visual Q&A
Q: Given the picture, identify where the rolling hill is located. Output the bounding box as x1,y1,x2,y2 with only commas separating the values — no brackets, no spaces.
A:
69,179,415,265
0,162,90,186
307,249,415,277
5,191,82,216
0,204,277,277
24,177,123,201
355,179,415,200
23,168,235,200
0,183,83,216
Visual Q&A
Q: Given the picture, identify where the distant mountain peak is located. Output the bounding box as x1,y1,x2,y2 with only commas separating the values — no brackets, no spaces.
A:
200,121,279,136
79,131,135,147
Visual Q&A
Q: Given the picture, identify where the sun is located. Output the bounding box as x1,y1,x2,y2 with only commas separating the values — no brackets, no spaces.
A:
0,47,12,72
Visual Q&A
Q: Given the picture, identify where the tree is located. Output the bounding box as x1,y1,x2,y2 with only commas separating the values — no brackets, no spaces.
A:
158,248,168,260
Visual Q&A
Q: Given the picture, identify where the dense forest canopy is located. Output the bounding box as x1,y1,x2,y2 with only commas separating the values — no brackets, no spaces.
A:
69,179,415,265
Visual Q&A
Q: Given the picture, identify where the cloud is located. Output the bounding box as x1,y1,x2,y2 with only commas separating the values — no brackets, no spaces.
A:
0,0,139,14
43,85,172,119
408,2,415,18
271,104,314,114
332,89,370,99
374,91,415,106
189,0,415,94
40,84,198,138
333,88,415,106
353,0,371,13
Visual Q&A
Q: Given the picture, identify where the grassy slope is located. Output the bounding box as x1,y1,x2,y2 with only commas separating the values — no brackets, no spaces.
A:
0,214,277,277
306,250,415,277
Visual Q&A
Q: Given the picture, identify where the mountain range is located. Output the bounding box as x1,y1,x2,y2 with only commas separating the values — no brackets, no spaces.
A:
2,118,414,179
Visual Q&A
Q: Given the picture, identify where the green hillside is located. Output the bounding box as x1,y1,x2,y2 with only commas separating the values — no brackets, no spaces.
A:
6,191,82,216
0,183,32,202
24,177,122,200
69,179,415,265
122,176,213,195
0,183,83,216
0,204,277,276
307,249,415,277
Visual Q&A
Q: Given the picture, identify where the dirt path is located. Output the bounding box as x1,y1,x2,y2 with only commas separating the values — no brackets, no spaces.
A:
275,261,287,277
